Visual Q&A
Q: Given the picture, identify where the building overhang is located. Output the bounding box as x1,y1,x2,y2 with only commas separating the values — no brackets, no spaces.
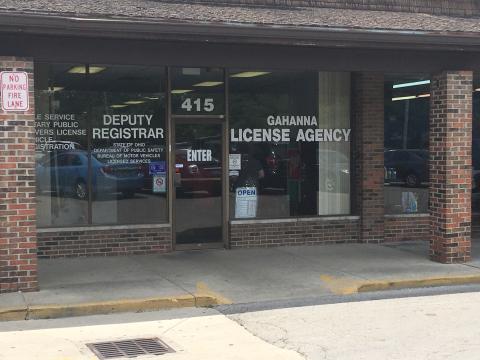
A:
1,11,480,52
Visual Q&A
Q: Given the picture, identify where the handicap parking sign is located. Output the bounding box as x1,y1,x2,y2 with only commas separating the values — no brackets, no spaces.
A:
149,161,166,175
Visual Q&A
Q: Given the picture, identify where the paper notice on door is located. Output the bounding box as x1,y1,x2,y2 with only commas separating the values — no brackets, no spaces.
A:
153,175,166,193
235,187,257,218
229,153,241,170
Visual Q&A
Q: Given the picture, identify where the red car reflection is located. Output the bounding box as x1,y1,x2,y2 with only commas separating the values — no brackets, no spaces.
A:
174,148,222,196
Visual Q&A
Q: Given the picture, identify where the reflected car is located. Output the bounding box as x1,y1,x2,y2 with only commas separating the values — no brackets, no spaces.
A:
384,149,428,187
36,150,144,200
174,148,222,196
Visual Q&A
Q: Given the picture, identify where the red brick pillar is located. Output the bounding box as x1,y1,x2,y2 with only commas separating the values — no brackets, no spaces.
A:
353,73,385,243
0,57,38,293
429,71,472,263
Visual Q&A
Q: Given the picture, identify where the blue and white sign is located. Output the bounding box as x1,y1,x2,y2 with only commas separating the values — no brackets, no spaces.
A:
149,161,166,175
235,187,257,218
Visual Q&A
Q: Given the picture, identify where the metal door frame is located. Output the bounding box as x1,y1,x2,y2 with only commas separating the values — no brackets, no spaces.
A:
170,116,228,250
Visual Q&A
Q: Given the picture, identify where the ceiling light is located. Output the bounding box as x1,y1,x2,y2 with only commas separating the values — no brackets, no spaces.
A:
144,96,160,100
68,66,106,74
182,68,201,75
171,89,193,94
124,100,146,105
48,87,64,92
475,88,480,92
193,81,223,87
230,71,271,78
392,96,416,102
417,93,431,98
393,80,430,89
110,104,128,108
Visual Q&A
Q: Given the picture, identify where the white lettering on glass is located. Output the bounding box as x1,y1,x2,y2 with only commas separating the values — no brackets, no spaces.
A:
187,149,212,162
181,98,215,112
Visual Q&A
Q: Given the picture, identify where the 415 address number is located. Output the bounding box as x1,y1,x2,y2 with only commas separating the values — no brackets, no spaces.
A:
181,98,215,112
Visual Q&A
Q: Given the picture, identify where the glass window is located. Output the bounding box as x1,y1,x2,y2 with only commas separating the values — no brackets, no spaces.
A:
472,85,480,221
384,76,430,214
34,63,168,228
35,63,90,227
171,67,224,116
229,70,351,219
89,65,167,225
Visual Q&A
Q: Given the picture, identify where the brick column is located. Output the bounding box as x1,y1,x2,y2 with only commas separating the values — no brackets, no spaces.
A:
352,72,385,243
429,71,472,263
0,57,38,293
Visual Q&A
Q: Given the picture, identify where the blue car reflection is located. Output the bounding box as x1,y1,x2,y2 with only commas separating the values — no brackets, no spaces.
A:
36,150,144,200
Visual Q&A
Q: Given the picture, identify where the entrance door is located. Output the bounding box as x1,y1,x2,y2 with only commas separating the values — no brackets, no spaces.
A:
173,119,225,248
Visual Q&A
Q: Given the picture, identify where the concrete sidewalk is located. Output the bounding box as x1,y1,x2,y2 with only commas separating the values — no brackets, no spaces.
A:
2,241,480,320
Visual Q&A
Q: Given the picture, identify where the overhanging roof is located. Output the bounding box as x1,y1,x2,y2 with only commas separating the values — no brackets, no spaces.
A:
1,0,480,50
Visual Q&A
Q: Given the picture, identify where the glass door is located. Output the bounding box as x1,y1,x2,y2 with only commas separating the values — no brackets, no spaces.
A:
173,119,224,247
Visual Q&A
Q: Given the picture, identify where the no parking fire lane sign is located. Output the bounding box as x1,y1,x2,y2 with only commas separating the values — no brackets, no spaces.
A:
1,71,29,112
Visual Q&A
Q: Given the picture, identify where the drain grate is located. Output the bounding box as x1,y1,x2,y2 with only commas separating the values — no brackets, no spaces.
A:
87,337,174,359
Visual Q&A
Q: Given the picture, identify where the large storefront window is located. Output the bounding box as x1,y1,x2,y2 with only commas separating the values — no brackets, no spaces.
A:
35,64,353,228
384,77,430,214
229,70,351,219
35,64,167,227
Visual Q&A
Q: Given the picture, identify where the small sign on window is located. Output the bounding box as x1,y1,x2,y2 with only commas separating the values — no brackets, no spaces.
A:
153,175,166,193
229,153,241,170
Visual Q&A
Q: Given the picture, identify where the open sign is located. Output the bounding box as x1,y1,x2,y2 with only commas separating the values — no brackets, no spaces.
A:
235,187,257,218
237,188,256,196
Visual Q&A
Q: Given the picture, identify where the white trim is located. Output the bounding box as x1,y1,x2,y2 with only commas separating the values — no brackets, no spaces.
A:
384,213,429,218
37,223,171,233
230,216,359,225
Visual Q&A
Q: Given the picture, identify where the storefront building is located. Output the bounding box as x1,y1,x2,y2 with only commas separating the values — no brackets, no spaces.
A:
1,0,480,292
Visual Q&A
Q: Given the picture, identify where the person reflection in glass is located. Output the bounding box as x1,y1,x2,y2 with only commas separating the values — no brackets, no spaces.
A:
235,143,265,189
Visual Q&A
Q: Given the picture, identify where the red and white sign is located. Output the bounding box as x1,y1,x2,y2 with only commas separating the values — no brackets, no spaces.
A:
1,71,29,112
153,175,166,193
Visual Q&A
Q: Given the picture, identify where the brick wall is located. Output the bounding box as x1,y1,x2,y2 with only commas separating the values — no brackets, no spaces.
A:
384,214,430,242
37,226,172,258
230,217,359,248
429,71,472,263
352,72,385,243
0,57,37,293
169,0,479,17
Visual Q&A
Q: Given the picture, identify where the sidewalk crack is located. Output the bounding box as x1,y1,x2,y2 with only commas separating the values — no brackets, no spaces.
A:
128,255,197,300
19,291,29,320
229,315,314,359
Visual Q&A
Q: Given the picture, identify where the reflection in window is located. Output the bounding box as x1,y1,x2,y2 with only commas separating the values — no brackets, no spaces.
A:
384,77,430,214
229,70,351,219
89,65,167,225
472,89,480,219
35,63,89,227
34,63,168,227
171,67,224,115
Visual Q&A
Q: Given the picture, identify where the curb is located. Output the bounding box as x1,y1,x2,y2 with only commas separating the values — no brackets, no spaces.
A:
0,294,220,322
0,307,28,322
357,274,480,293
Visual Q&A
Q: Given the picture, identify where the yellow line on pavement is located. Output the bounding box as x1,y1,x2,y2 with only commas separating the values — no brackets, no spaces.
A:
320,273,480,295
196,282,233,305
320,274,363,295
358,274,480,292
0,289,231,322
0,307,28,321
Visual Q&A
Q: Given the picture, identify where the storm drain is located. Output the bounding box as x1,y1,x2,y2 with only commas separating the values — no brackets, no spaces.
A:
87,338,175,359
